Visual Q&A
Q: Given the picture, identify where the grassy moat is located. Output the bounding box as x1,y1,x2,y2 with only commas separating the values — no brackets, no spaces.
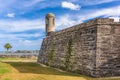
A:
0,59,120,80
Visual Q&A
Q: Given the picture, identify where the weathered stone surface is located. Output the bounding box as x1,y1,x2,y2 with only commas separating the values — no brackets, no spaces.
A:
37,17,120,77
95,20,120,77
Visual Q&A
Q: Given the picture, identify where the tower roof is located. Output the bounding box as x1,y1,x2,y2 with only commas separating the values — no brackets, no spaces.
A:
46,13,55,17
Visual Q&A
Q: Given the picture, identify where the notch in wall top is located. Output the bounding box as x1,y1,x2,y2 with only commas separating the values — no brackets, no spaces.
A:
113,18,120,22
79,18,117,27
95,18,114,24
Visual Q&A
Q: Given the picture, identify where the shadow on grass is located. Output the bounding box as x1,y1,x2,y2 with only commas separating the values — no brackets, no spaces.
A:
5,62,86,77
3,62,119,80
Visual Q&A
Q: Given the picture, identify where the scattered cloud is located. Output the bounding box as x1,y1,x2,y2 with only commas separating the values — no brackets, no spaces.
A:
0,19,45,51
56,14,82,30
61,1,80,10
55,5,120,30
88,0,115,5
69,0,115,5
109,17,120,22
6,13,15,18
0,19,44,32
91,6,120,17
79,5,120,21
0,0,119,51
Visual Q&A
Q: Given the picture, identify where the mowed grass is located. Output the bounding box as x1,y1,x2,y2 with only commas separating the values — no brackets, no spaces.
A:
0,62,120,80
0,57,37,60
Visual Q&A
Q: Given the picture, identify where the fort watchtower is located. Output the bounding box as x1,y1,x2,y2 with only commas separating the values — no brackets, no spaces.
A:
45,13,55,36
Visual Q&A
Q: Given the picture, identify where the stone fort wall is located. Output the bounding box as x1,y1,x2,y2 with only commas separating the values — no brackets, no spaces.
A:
96,19,120,77
37,18,120,77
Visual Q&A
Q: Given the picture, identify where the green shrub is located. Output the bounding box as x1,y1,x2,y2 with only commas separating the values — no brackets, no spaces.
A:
65,38,73,71
48,45,55,66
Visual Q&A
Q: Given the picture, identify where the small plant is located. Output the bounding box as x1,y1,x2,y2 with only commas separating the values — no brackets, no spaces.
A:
65,38,73,71
48,45,55,66
4,78,10,80
0,68,9,74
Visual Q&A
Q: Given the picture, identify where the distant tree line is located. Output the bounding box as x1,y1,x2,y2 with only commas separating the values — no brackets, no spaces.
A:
3,43,39,53
14,50,39,53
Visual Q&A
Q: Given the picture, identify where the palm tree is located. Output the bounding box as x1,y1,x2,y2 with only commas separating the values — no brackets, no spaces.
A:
4,43,12,52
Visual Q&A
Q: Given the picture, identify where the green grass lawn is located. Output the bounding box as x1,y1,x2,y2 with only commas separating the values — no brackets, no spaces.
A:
0,57,37,60
0,62,120,80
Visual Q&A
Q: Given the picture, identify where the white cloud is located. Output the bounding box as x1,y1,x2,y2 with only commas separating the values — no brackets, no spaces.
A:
6,13,15,18
91,6,120,18
0,0,45,14
55,5,120,30
109,17,120,22
0,15,78,50
0,19,45,32
0,0,116,14
61,1,80,10
69,0,115,5
89,0,115,5
0,2,120,51
0,37,42,51
0,19,45,51
79,5,120,21
0,0,115,16
56,14,82,30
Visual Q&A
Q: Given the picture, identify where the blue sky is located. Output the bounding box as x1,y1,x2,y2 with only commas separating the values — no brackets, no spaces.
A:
0,0,120,51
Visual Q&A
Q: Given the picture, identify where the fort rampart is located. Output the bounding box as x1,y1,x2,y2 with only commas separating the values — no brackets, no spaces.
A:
38,13,120,77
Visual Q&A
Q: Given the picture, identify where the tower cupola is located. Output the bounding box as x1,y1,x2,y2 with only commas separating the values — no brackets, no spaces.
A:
45,13,55,36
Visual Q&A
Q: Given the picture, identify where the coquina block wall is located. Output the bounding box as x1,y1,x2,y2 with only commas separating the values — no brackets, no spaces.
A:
37,13,120,77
